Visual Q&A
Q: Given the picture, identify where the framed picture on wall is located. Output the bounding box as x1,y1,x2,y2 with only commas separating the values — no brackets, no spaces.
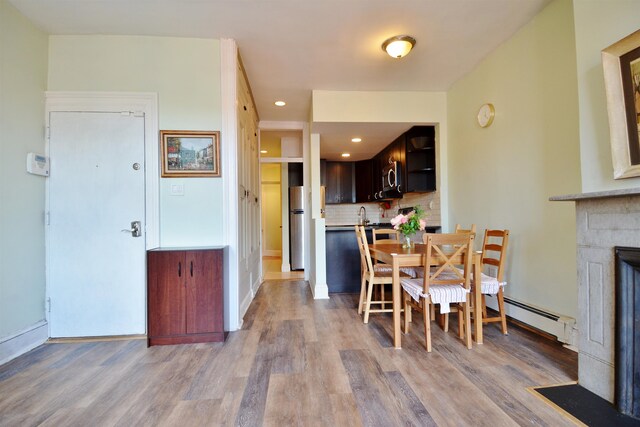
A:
602,29,640,179
160,130,221,177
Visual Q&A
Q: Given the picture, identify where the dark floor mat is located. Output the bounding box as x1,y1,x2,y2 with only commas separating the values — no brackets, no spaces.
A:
532,383,640,427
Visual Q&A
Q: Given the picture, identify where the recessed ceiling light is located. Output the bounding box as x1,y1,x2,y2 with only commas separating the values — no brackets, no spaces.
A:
260,150,268,154
274,101,286,107
341,153,351,158
351,137,362,143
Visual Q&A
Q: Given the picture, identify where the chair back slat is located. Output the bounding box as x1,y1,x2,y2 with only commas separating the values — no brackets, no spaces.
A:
375,239,397,244
484,243,503,252
455,223,476,235
483,258,501,267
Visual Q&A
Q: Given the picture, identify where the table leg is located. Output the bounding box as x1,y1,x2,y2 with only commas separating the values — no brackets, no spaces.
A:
473,256,483,344
392,256,402,349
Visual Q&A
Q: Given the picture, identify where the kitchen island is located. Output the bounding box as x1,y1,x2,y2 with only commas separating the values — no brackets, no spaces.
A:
325,224,440,293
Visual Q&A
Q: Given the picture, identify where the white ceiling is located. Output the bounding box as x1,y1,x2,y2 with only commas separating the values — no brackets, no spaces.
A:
9,0,550,160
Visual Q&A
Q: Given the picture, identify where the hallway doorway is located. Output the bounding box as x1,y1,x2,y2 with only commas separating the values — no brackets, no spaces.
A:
259,129,304,280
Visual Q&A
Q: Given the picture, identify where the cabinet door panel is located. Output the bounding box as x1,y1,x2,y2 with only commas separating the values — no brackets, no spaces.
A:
148,251,186,337
186,250,223,334
355,160,373,203
340,162,355,203
325,161,341,204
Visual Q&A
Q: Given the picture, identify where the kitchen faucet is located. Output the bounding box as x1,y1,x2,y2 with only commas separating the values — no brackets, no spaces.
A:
358,206,369,225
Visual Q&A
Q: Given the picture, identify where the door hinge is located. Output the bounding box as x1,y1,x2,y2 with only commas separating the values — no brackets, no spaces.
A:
47,297,51,313
45,126,50,140
45,211,50,226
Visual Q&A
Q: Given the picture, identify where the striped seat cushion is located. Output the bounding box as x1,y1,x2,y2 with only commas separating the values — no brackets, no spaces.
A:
413,267,506,295
373,264,417,278
400,278,469,314
479,272,506,295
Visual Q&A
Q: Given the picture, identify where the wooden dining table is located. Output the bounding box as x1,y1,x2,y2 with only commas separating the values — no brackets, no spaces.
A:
368,242,484,349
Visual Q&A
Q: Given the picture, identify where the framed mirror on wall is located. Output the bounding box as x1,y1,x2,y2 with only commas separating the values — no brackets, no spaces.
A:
602,29,640,179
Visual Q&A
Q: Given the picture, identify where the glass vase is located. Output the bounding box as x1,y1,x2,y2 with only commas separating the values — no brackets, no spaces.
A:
402,235,413,249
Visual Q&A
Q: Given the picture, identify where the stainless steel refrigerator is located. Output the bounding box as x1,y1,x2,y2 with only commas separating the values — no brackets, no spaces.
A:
289,186,305,270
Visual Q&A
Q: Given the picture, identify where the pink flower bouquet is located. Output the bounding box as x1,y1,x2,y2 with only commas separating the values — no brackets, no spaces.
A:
390,206,426,237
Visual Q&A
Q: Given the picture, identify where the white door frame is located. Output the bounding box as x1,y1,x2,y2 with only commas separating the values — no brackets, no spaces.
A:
44,92,160,330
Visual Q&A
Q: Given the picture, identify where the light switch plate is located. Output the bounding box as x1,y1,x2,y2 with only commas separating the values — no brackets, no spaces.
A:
170,184,184,196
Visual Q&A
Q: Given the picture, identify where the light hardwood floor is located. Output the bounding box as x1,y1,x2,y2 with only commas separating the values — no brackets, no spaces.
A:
0,280,577,426
262,256,304,281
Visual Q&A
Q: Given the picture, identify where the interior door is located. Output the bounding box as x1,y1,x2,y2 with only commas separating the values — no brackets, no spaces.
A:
48,111,146,337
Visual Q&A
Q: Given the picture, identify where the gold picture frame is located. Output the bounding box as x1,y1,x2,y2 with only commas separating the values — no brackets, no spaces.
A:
160,130,221,177
602,29,640,179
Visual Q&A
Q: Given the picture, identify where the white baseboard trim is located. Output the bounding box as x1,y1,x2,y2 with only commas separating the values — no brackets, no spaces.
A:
251,275,262,297
239,289,254,326
311,282,329,299
281,263,291,272
0,321,49,365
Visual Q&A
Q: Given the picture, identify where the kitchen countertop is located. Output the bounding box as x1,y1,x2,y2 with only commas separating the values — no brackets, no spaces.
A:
326,224,441,232
325,223,393,231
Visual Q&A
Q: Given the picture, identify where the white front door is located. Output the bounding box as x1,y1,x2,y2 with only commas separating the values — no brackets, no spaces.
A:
48,111,146,337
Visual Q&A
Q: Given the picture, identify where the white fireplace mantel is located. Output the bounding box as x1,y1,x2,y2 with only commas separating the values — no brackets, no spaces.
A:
550,187,640,202
550,187,640,403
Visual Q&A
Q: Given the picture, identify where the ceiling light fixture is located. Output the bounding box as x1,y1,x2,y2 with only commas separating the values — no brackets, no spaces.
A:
351,137,362,143
381,35,416,58
274,101,286,107
341,153,351,158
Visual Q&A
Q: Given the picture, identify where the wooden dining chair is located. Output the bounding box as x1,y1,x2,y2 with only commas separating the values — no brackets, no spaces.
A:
372,228,399,243
455,223,476,235
371,228,398,308
400,232,474,352
478,229,510,334
355,225,409,323
371,228,398,271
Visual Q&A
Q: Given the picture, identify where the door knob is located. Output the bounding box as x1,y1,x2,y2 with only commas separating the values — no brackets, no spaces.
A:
121,221,142,237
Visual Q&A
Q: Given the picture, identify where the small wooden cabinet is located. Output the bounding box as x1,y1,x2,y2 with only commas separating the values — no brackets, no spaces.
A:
147,247,225,346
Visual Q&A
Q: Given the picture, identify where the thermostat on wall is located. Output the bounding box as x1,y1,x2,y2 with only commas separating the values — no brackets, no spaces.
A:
26,152,49,176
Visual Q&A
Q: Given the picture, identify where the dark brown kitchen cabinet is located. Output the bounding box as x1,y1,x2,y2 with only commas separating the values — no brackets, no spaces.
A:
405,126,436,192
147,247,225,346
325,161,355,204
355,160,373,202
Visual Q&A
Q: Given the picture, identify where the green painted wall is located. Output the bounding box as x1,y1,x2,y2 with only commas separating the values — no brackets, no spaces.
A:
447,0,581,318
48,35,224,247
573,0,640,191
0,0,49,337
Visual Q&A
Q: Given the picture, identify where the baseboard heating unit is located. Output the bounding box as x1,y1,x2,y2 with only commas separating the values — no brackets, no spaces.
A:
486,296,577,348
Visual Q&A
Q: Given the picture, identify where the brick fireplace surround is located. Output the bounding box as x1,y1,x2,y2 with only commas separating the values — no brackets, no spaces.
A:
551,188,640,408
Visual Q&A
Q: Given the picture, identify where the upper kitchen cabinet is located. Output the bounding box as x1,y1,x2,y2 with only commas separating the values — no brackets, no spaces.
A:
325,161,355,204
355,160,373,203
405,126,436,193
